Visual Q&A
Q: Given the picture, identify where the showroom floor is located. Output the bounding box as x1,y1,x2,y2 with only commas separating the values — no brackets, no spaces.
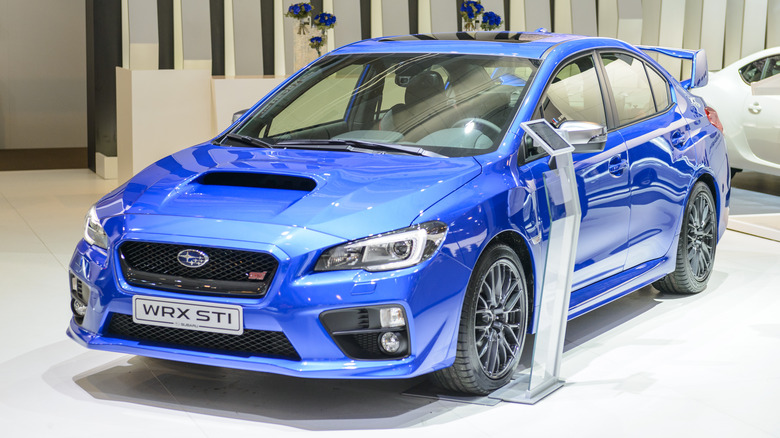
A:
1,169,779,437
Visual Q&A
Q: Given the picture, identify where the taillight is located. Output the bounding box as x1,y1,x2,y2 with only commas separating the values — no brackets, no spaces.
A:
705,106,723,132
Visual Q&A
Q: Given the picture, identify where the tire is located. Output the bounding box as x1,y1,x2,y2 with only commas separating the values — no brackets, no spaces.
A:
432,244,529,395
653,182,717,294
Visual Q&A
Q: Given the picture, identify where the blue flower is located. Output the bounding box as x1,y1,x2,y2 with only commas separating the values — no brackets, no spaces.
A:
286,2,313,19
460,1,484,19
313,12,337,30
460,1,484,25
309,35,325,55
480,11,502,30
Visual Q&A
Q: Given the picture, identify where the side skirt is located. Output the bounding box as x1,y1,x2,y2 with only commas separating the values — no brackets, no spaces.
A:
565,256,672,321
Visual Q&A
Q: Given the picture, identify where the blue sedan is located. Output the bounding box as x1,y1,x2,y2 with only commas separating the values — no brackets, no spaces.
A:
67,31,729,395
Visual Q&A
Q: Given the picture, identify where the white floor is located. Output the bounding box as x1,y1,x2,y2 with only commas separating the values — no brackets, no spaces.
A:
1,169,779,437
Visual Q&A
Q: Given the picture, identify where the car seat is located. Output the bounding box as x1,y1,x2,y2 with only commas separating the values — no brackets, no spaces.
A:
379,71,449,136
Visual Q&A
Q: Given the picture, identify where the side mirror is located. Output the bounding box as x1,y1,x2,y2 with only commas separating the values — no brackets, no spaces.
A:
558,121,607,153
232,109,249,124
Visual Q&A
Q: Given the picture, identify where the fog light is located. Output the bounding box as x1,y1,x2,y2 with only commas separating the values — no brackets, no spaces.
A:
379,307,405,328
379,331,401,354
71,298,87,317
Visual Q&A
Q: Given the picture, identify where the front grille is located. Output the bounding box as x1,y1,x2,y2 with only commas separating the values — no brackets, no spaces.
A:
118,241,278,297
106,313,300,360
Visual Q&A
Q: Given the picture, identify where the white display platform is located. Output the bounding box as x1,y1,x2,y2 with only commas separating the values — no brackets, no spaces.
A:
1,168,780,436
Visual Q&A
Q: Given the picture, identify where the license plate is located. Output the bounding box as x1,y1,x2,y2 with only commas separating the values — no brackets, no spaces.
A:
132,296,243,335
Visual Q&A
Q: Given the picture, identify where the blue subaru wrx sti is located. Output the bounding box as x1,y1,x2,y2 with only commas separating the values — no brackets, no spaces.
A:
68,31,729,395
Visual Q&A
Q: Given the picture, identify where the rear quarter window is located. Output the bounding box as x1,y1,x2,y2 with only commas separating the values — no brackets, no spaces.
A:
646,66,670,111
601,53,656,126
739,58,767,84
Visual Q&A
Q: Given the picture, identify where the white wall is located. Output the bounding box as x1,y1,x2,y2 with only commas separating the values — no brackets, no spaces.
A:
0,0,87,150
3,1,777,156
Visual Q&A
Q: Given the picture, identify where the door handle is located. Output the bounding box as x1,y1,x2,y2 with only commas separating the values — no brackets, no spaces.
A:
670,130,686,147
748,103,762,114
608,157,627,175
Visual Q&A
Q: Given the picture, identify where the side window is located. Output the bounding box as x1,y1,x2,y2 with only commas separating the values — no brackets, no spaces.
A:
739,58,767,84
526,55,605,161
601,53,655,126
538,54,607,128
762,55,780,81
646,66,670,112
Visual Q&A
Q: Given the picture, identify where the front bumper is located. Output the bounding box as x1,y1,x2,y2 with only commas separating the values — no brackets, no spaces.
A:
66,216,471,379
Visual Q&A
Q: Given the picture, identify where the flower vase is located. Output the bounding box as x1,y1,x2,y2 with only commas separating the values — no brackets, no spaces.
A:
293,30,318,71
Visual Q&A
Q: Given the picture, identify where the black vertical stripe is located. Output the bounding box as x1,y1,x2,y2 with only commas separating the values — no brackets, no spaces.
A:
210,0,225,75
408,0,419,34
260,0,274,75
360,0,371,39
549,0,555,31
85,0,122,169
456,1,463,32
157,0,174,69
85,0,96,171
504,0,510,30
311,0,323,15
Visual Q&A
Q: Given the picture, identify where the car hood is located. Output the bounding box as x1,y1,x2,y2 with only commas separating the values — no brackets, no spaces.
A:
110,145,481,240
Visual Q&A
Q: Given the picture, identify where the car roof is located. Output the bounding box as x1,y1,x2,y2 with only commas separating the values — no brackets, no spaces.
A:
332,31,591,59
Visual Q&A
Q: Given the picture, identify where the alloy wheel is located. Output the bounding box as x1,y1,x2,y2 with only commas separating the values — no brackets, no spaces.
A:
686,191,716,281
474,259,526,379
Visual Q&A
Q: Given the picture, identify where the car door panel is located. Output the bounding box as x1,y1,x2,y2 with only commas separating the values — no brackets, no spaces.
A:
744,74,780,165
596,51,694,271
568,130,630,301
527,52,632,293
622,106,694,268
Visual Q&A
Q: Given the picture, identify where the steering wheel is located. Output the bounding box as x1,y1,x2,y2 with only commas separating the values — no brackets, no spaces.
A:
451,118,502,137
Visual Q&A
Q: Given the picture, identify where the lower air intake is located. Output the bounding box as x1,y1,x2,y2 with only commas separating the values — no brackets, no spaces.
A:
106,313,300,361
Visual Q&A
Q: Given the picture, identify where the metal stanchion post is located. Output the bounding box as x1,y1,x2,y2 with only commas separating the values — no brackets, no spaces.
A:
491,119,582,404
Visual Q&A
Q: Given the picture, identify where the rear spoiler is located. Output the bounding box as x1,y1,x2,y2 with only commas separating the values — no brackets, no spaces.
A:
637,46,708,89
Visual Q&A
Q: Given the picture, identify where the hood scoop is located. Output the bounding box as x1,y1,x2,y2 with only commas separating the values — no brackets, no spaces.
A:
137,171,319,222
198,172,317,192
195,172,317,192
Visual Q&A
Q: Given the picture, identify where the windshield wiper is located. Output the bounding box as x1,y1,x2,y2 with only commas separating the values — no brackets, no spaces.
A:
276,139,444,157
220,133,274,149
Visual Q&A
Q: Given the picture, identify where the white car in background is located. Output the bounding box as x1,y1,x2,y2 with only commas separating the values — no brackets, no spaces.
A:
694,48,780,177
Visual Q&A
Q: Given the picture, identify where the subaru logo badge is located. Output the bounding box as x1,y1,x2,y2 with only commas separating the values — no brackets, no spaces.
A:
177,249,209,268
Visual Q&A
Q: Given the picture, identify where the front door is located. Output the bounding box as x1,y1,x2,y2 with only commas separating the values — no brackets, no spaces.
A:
530,53,631,293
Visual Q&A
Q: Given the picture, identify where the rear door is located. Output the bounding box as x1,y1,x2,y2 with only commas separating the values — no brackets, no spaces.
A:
743,56,780,166
598,51,697,269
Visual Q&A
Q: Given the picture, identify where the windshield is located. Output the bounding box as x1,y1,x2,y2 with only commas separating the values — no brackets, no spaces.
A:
231,53,538,157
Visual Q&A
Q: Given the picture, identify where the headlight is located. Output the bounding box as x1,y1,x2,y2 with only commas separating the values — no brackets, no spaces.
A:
84,205,108,250
314,221,448,272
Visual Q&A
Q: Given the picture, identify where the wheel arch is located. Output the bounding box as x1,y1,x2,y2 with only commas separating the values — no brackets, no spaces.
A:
694,170,721,238
481,230,537,331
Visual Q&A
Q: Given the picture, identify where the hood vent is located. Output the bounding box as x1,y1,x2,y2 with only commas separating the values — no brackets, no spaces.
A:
197,172,317,192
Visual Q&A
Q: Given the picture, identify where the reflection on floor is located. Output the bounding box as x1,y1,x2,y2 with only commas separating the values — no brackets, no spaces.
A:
732,170,780,196
1,169,779,437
